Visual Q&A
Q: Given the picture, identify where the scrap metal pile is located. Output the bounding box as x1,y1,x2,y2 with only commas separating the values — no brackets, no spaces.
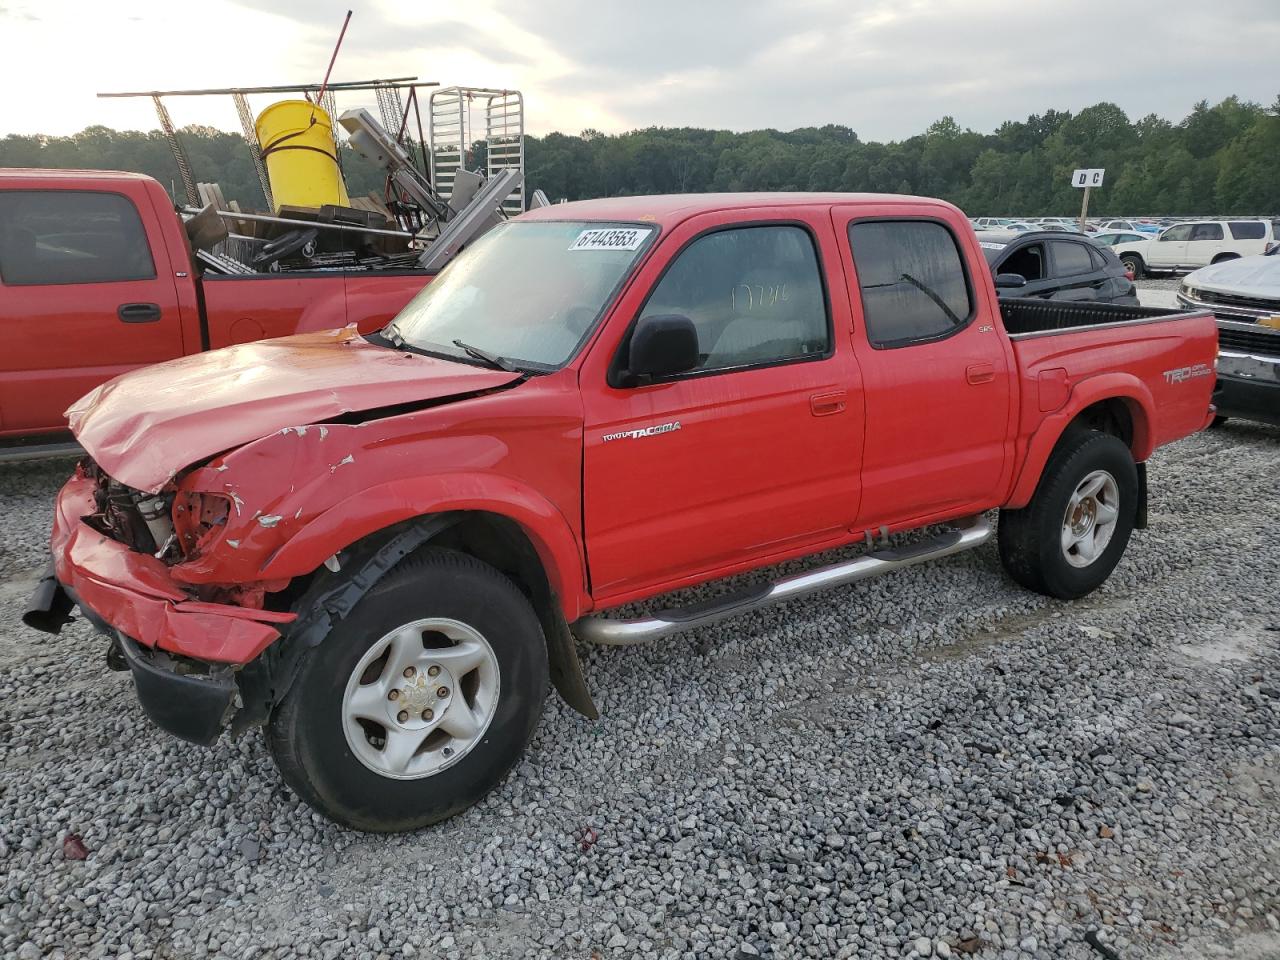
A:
101,78,538,278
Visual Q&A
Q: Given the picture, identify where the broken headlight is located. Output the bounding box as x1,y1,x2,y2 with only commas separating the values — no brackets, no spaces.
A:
171,491,232,560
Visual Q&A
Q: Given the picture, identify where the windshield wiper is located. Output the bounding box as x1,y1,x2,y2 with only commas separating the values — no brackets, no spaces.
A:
898,273,963,329
383,321,405,348
452,339,518,372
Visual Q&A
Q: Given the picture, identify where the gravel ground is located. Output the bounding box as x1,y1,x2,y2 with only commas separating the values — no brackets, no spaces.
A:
1133,277,1183,292
2,422,1279,960
1133,277,1182,309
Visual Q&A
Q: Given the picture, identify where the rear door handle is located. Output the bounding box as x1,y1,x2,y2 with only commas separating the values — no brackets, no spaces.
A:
810,390,847,416
966,362,995,385
117,302,162,323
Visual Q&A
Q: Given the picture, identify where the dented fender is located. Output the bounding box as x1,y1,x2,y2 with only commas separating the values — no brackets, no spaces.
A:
171,422,376,582
260,473,591,620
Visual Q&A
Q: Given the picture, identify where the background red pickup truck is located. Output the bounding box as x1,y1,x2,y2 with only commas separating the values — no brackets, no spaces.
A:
27,192,1218,832
0,169,430,444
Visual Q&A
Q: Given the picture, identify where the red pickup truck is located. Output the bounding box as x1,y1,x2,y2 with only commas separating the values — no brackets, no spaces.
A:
26,193,1217,832
0,169,428,444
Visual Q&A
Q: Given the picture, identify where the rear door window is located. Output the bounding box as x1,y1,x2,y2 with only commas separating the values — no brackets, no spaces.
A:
0,190,156,286
1227,221,1265,240
1189,223,1224,242
1050,240,1094,276
847,220,972,348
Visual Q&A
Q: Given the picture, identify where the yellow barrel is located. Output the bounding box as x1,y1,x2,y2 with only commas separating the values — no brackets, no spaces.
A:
254,100,350,211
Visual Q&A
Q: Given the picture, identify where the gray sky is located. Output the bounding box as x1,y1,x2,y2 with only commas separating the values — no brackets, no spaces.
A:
1,0,1276,141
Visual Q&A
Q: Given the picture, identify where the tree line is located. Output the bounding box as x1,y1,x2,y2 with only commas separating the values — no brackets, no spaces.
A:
2,96,1276,216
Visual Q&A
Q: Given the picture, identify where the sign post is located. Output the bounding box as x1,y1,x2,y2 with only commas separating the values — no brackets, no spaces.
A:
1071,168,1105,231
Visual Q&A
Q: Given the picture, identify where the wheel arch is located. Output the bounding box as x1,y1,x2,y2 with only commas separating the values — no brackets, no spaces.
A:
428,513,599,720
260,474,588,619
254,476,596,720
1007,377,1153,510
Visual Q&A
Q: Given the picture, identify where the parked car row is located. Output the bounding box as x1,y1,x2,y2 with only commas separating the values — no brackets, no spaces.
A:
970,213,1280,278
970,216,1159,234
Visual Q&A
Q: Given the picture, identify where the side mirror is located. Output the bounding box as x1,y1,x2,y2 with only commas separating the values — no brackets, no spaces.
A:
622,314,699,385
994,272,1027,289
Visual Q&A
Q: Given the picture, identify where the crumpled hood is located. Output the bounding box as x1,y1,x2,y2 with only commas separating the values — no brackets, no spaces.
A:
1185,254,1280,300
67,326,521,492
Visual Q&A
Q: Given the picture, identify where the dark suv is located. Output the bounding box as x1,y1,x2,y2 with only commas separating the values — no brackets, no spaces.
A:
976,230,1138,304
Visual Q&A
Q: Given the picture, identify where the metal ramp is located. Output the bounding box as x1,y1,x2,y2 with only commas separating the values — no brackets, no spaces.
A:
429,87,525,215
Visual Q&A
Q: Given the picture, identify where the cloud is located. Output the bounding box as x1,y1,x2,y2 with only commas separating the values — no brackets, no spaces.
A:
2,0,1278,140
0,2,42,20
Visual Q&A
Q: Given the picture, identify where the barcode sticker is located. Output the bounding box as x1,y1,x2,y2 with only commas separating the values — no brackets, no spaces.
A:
979,241,1007,250
569,228,649,251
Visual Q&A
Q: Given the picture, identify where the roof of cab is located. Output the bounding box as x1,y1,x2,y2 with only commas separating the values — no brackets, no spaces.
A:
975,229,1094,244
517,192,958,229
0,168,158,183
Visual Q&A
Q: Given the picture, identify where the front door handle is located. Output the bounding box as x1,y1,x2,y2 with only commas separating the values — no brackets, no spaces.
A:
117,302,162,323
966,362,995,385
810,390,847,416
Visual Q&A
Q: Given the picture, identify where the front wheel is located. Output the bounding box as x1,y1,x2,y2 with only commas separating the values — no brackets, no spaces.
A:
998,430,1137,600
266,548,548,832
1119,253,1145,279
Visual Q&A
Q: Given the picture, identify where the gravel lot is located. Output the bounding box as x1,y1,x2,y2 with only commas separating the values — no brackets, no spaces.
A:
1134,277,1182,309
2,420,1278,960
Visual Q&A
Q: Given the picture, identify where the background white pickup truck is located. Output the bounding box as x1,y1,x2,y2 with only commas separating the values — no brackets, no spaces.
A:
1115,219,1280,277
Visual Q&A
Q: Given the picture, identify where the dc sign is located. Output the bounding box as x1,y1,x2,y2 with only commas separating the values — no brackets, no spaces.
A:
1072,168,1105,189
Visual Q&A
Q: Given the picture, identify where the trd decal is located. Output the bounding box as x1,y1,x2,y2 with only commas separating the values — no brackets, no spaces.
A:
1162,363,1212,384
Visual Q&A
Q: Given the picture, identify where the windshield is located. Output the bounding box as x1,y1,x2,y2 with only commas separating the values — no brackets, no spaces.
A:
389,220,655,370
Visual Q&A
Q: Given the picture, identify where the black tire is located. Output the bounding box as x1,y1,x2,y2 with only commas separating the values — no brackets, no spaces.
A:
266,548,548,832
1211,253,1240,265
997,430,1137,600
1209,415,1229,429
1118,252,1145,279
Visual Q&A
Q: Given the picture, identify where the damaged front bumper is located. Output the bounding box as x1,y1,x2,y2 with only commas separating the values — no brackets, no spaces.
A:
116,632,238,745
24,472,296,744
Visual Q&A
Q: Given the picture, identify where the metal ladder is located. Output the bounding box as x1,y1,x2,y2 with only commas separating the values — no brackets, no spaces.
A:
429,87,525,214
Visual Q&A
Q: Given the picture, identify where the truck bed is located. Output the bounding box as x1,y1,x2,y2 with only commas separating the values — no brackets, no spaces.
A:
998,298,1195,338
1005,298,1218,454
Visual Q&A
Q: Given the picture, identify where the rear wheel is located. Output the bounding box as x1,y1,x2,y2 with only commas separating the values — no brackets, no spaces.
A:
1211,253,1240,265
1119,252,1145,279
266,548,548,832
998,430,1137,600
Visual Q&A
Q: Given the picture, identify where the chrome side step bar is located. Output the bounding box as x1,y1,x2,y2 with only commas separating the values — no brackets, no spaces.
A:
571,515,992,646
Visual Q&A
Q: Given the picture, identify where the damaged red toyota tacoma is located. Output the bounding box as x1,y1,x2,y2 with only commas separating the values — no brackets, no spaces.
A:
26,193,1218,832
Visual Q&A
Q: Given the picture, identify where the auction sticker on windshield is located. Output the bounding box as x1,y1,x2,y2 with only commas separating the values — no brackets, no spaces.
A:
569,227,650,251
979,241,1007,250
